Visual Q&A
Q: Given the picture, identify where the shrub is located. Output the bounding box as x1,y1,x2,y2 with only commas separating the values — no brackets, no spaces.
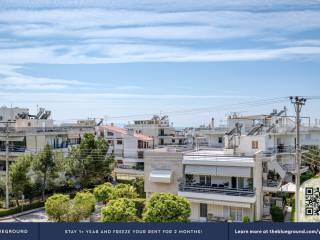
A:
0,201,44,217
270,206,284,222
101,198,137,222
243,216,250,223
45,194,70,222
74,191,96,217
93,183,114,202
143,193,191,222
109,184,138,200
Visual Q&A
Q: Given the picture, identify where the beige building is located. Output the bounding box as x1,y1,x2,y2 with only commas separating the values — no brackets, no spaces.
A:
144,148,183,197
0,107,95,171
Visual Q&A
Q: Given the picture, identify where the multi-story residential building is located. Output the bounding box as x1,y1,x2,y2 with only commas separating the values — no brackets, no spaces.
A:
144,147,259,222
184,118,226,148
97,124,153,180
144,108,320,222
126,115,176,146
0,107,95,171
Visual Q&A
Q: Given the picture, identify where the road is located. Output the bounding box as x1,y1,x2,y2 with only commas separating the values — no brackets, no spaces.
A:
0,202,103,222
0,209,48,222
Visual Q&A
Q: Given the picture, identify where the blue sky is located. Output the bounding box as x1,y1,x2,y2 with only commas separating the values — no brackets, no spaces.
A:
0,0,320,126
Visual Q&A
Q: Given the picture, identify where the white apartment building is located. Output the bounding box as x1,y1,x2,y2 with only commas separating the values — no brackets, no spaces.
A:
97,124,153,180
126,115,176,146
0,107,95,170
144,108,320,222
144,147,260,222
184,118,226,148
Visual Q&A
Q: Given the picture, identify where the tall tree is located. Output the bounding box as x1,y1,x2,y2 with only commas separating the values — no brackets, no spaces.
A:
9,154,32,206
66,133,115,189
33,144,57,201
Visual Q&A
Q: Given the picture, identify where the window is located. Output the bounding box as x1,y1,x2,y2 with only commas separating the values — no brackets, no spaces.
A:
252,140,259,149
172,139,176,143
117,140,123,145
107,132,114,136
27,122,31,127
200,175,211,186
218,137,223,144
0,116,2,121
200,203,208,218
238,177,244,189
230,207,242,222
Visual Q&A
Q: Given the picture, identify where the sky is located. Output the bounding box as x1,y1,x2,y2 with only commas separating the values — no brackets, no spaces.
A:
0,0,320,127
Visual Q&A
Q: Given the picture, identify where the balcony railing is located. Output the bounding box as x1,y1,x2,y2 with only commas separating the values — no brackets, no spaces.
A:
179,184,255,197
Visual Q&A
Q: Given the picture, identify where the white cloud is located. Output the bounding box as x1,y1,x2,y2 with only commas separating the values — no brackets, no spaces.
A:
0,65,83,90
1,45,320,64
0,1,319,64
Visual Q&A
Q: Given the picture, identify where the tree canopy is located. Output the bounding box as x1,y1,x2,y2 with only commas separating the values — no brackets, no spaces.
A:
66,133,115,188
143,193,191,222
93,182,114,202
101,198,137,222
9,154,32,206
109,184,138,200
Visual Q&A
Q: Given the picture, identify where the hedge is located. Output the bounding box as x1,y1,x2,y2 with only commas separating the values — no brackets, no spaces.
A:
0,201,44,217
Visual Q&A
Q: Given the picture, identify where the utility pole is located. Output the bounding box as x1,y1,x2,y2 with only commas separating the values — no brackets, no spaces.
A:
5,121,10,209
290,96,307,222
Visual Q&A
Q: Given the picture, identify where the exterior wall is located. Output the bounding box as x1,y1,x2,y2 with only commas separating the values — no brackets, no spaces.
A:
207,134,225,148
189,202,255,222
144,150,183,196
15,119,54,128
0,107,28,125
238,135,267,155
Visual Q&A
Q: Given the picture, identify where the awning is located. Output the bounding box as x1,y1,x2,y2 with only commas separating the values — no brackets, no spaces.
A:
216,167,251,178
185,165,217,175
185,165,251,177
149,170,173,183
279,182,296,193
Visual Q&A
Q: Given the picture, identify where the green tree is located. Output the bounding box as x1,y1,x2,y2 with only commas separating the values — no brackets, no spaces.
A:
143,193,191,222
93,182,114,202
109,184,138,200
101,198,137,222
45,194,70,222
33,144,57,201
9,154,32,206
66,133,114,188
74,191,96,216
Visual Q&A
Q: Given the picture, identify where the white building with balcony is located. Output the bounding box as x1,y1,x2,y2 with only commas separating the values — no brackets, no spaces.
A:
144,147,262,222
97,124,153,180
126,115,176,146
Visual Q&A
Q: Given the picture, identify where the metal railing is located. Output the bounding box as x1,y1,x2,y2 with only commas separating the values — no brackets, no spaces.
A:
179,184,255,197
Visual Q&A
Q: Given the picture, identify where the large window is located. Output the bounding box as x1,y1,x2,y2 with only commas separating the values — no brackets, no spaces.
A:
218,137,223,143
200,203,208,218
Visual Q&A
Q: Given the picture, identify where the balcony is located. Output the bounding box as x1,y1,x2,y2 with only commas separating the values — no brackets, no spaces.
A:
178,184,256,204
179,184,255,197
